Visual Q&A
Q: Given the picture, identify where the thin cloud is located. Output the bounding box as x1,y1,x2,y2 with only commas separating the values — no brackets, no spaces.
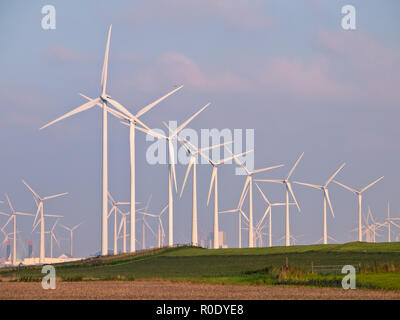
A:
108,0,273,30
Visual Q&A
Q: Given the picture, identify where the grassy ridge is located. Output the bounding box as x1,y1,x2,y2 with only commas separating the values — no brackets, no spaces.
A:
1,242,400,290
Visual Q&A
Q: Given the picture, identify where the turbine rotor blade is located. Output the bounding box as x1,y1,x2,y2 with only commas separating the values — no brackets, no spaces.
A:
333,180,357,194
207,167,217,206
180,157,194,198
286,152,304,180
101,25,112,96
324,189,335,218
324,163,346,187
43,192,68,201
287,182,300,212
361,176,384,193
136,85,184,118
40,98,100,130
251,164,284,175
255,183,271,205
173,103,210,137
294,181,322,189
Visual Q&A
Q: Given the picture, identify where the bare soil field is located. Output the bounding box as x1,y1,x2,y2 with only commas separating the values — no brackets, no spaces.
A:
1,280,400,300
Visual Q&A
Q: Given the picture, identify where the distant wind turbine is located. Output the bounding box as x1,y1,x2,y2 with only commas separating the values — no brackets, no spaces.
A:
255,183,289,247
334,175,383,241
225,145,283,248
0,194,33,265
256,152,304,246
60,222,83,257
205,149,253,249
294,163,345,244
135,102,210,246
22,180,66,263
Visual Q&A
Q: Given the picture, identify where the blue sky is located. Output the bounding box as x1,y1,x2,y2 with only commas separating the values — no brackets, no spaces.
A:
0,1,400,257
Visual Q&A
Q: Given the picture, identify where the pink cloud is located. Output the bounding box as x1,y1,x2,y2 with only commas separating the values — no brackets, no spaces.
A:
120,52,249,92
43,45,90,64
316,30,400,103
257,56,358,100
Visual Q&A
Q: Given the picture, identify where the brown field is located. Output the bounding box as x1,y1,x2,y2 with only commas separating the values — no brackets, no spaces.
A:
1,280,400,300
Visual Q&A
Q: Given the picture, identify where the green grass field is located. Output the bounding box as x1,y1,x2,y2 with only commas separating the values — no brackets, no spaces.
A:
2,242,400,290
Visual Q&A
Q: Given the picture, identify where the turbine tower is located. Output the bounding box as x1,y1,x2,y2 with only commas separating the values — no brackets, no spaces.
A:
294,163,345,244
256,152,304,246
334,176,383,241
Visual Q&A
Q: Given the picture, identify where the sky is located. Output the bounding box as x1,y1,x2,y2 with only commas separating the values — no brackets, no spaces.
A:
0,0,399,257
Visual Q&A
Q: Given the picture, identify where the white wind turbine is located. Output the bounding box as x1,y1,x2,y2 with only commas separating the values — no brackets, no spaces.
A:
206,149,252,249
135,102,210,246
117,210,130,253
175,134,232,247
23,180,66,263
334,176,384,242
382,202,400,243
81,85,183,253
60,222,83,257
138,204,168,248
219,186,249,248
294,163,346,244
39,25,150,256
108,192,130,255
225,146,284,248
0,194,33,265
255,183,288,247
49,219,61,258
256,152,304,247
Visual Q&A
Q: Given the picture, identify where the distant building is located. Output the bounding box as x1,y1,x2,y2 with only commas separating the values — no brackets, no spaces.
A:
28,240,33,258
6,241,10,260
207,231,228,248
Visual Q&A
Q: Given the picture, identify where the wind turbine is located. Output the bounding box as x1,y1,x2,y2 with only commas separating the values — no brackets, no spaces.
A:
135,102,210,246
0,194,33,265
255,183,288,247
60,222,83,257
39,25,150,256
48,219,61,258
81,85,183,253
174,133,232,246
225,146,283,248
382,202,400,242
219,185,249,248
117,210,130,253
334,176,384,241
108,192,130,255
205,148,253,249
256,152,304,246
294,163,345,244
22,180,66,263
